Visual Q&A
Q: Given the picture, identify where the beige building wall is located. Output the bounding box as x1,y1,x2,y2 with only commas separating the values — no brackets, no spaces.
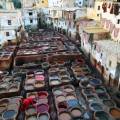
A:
87,1,103,21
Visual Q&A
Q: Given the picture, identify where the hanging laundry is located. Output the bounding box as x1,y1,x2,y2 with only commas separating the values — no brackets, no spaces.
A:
110,4,114,14
109,22,115,33
108,3,111,8
96,44,101,53
101,18,106,27
114,28,119,38
106,20,110,29
102,2,107,12
114,4,119,16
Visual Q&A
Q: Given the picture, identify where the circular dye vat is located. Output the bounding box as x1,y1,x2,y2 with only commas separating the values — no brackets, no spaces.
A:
35,75,45,81
2,110,17,119
27,93,36,98
9,86,18,92
38,91,48,99
37,104,49,113
83,89,93,95
53,89,63,95
89,102,103,112
83,111,92,120
110,108,120,119
50,80,61,86
71,108,82,118
38,113,49,120
34,82,44,88
59,112,72,120
25,84,34,90
98,93,110,100
95,87,106,94
66,94,76,100
26,107,36,116
56,95,66,102
80,81,89,88
95,111,112,120
27,115,37,120
42,62,49,69
87,95,97,102
58,102,67,110
103,100,115,108
64,86,74,93
89,79,102,86
0,105,7,113
67,99,78,107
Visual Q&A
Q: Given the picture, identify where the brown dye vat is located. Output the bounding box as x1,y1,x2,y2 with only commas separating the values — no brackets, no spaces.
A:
59,112,72,120
56,95,66,102
27,93,36,98
59,71,68,76
34,82,45,88
71,108,82,118
110,108,120,118
27,73,34,78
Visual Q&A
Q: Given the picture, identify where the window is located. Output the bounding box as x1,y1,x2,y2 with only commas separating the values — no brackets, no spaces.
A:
101,53,103,58
98,6,100,10
109,61,112,67
30,19,33,23
8,20,11,25
117,19,120,24
6,32,10,36
94,45,96,50
97,14,100,17
73,13,76,20
29,12,33,16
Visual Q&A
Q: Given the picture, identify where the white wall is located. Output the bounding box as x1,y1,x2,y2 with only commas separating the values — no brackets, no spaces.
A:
0,10,23,44
23,9,38,27
75,0,83,7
